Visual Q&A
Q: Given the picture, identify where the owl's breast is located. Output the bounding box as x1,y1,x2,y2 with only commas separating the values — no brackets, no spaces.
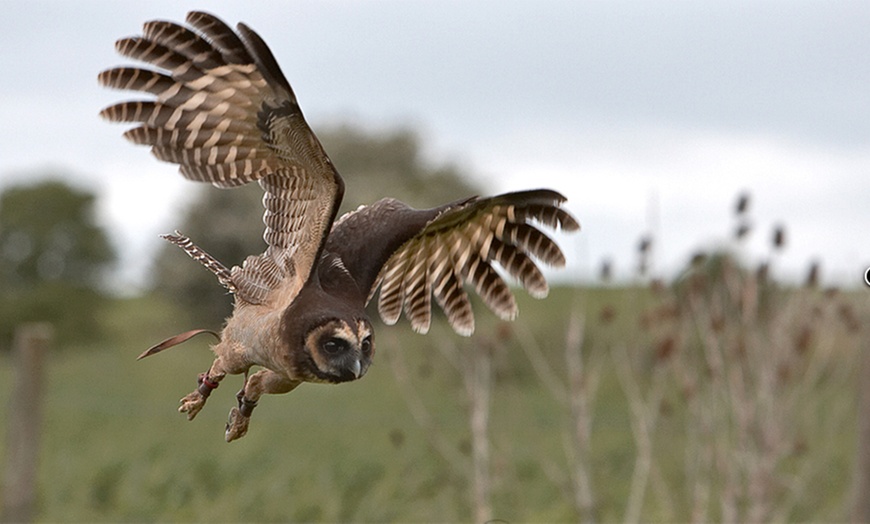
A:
216,302,293,376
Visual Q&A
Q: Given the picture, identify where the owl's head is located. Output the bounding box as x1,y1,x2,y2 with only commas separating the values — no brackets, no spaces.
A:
299,316,374,384
281,252,374,384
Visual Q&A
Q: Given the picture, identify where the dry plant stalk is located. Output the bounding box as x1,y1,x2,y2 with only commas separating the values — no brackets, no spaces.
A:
385,340,466,475
639,253,862,522
460,338,494,524
613,342,666,524
564,315,597,521
386,331,496,522
385,193,861,521
516,302,602,522
570,194,862,521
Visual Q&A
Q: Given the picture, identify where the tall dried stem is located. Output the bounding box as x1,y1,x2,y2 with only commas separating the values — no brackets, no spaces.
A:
517,303,602,521
614,343,664,524
564,314,597,521
461,340,493,523
386,345,466,474
391,332,495,522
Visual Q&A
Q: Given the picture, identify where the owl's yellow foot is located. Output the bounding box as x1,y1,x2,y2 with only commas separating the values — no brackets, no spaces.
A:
178,373,219,421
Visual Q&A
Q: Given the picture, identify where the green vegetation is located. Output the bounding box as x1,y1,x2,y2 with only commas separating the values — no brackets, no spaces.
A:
0,281,862,521
1,134,863,521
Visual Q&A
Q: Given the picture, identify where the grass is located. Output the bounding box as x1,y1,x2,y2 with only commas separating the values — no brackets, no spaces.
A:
0,283,863,522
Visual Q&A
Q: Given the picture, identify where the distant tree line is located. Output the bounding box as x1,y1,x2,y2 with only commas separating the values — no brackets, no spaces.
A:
0,124,481,345
0,178,115,347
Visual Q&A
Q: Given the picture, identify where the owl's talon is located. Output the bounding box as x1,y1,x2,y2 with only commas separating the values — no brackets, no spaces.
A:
225,407,250,442
178,373,220,421
178,390,206,420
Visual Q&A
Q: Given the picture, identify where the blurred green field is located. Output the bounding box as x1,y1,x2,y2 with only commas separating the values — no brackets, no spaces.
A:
0,285,862,522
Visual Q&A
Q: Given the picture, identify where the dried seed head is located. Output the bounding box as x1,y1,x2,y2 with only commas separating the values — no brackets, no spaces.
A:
734,221,751,241
735,191,750,216
599,258,613,282
805,260,820,288
654,336,676,362
837,302,860,333
792,439,808,457
757,262,769,284
637,234,653,277
599,304,617,325
772,224,786,250
638,234,653,255
794,325,813,354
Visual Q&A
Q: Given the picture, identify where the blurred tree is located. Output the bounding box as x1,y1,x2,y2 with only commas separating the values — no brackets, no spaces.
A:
151,124,481,327
0,178,116,346
324,124,480,213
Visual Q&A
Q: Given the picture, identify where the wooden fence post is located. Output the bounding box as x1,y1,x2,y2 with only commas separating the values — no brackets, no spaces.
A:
1,323,51,524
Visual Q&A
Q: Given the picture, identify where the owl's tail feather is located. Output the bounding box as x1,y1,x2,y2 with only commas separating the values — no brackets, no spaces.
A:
136,328,220,360
161,231,237,293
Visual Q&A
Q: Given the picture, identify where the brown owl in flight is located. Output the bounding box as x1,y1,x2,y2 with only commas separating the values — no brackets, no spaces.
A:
99,11,580,442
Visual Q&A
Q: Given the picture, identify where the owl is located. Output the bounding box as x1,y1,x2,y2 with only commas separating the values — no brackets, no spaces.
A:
99,11,580,441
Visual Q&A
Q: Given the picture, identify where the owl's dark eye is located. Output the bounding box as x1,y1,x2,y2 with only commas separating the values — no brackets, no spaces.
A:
360,336,373,356
322,337,349,355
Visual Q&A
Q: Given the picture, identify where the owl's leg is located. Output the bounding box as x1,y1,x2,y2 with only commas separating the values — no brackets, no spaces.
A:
225,369,300,442
178,355,243,420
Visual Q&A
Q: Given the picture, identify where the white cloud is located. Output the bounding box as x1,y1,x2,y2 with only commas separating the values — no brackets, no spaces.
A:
475,124,870,286
93,160,195,292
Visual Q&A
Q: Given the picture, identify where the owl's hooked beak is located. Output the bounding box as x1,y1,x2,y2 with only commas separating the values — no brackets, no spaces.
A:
351,359,362,379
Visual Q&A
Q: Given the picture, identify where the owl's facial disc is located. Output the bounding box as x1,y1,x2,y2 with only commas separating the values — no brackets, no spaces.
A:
305,318,374,383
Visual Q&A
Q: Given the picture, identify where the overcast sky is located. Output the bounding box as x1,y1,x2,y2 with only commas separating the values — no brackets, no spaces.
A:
2,1,868,291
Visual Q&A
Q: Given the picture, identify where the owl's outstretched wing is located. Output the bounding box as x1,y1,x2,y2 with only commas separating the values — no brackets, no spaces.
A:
325,190,580,336
99,11,343,305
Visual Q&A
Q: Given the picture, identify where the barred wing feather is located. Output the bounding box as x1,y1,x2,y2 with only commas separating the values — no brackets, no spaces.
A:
373,190,579,336
99,11,343,304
